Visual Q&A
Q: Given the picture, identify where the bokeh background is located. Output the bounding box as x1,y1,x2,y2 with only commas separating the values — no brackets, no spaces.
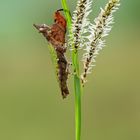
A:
0,0,140,140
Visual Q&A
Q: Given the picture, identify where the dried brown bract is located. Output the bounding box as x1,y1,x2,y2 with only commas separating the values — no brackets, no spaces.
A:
33,10,69,98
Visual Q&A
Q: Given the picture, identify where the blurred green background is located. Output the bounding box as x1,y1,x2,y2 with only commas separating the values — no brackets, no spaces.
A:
0,0,140,140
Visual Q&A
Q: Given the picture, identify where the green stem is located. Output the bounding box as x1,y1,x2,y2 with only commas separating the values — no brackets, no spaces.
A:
61,1,82,140
61,0,72,28
74,74,81,140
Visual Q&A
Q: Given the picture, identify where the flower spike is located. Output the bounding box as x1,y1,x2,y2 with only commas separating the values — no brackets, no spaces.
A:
70,0,92,51
81,0,120,85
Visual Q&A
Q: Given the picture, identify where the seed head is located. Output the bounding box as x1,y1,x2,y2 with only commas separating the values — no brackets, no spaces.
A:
81,0,120,85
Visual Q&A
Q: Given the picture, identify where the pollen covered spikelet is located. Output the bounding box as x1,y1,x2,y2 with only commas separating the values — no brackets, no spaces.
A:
70,0,92,50
81,0,120,85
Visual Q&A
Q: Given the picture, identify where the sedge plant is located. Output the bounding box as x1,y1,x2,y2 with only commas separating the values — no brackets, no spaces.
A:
34,0,120,140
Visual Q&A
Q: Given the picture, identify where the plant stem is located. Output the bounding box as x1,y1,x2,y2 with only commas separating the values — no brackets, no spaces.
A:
74,74,81,140
61,1,82,140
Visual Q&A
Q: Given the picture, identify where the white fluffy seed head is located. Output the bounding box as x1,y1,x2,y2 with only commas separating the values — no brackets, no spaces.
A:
69,0,92,50
81,0,120,84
